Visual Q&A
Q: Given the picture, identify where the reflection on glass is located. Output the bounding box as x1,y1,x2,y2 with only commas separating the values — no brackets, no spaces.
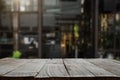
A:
3,0,14,11
1,13,12,31
20,0,38,12
42,0,82,58
99,13,120,59
3,0,38,11
43,0,58,6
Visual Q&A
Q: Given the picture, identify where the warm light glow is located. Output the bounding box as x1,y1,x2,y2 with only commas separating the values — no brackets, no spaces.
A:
61,43,65,48
116,14,120,21
101,14,108,31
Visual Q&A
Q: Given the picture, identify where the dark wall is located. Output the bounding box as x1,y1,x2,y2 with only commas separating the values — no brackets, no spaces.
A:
100,0,120,13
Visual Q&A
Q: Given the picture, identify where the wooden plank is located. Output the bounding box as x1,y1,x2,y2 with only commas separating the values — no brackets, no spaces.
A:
3,59,48,77
75,59,116,77
1,77,25,80
64,59,94,78
47,59,63,64
36,64,69,78
110,59,120,64
87,59,120,77
36,59,69,80
64,59,119,80
0,58,30,76
0,59,119,80
70,77,120,80
0,58,18,66
1,77,35,80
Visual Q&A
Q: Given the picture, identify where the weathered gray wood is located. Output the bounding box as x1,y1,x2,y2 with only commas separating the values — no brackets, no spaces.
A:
76,59,116,77
0,58,18,66
0,58,120,80
36,64,69,78
64,59,94,77
3,59,48,77
36,59,69,80
47,59,63,64
110,59,120,64
0,58,30,75
70,77,120,80
87,59,120,77
1,77,35,80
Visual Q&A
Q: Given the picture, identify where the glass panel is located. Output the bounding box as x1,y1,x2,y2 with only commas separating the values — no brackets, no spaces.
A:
19,33,38,58
0,32,13,44
0,13,14,58
33,0,38,11
0,13,12,31
3,0,13,11
42,0,92,58
19,13,38,58
3,0,18,11
20,0,38,12
99,13,120,58
0,32,14,58
44,0,58,6
20,13,38,27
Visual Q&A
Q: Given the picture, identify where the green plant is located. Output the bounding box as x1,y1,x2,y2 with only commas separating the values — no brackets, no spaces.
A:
12,50,22,59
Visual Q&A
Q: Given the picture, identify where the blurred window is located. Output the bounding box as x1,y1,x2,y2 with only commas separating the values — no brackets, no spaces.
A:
20,0,38,12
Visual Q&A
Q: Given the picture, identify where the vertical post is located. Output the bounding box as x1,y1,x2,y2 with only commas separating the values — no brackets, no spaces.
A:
13,13,19,50
13,0,19,50
75,45,78,58
113,1,117,58
113,13,116,58
0,13,2,31
92,0,99,58
38,0,42,58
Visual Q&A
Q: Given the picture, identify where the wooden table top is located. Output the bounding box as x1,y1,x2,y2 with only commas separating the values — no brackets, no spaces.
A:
0,58,120,80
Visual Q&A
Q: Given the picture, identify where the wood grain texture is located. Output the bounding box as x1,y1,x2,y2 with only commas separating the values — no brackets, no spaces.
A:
47,59,63,64
110,59,120,64
36,59,69,80
3,59,48,77
75,59,116,77
0,58,30,75
70,77,120,80
64,59,94,77
0,58,120,80
1,77,34,80
87,59,120,77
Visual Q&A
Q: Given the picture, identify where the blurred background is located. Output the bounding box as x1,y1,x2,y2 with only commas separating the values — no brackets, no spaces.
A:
0,0,120,59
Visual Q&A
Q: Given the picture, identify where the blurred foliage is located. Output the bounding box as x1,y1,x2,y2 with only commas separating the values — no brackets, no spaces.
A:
101,33,114,49
116,58,120,61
